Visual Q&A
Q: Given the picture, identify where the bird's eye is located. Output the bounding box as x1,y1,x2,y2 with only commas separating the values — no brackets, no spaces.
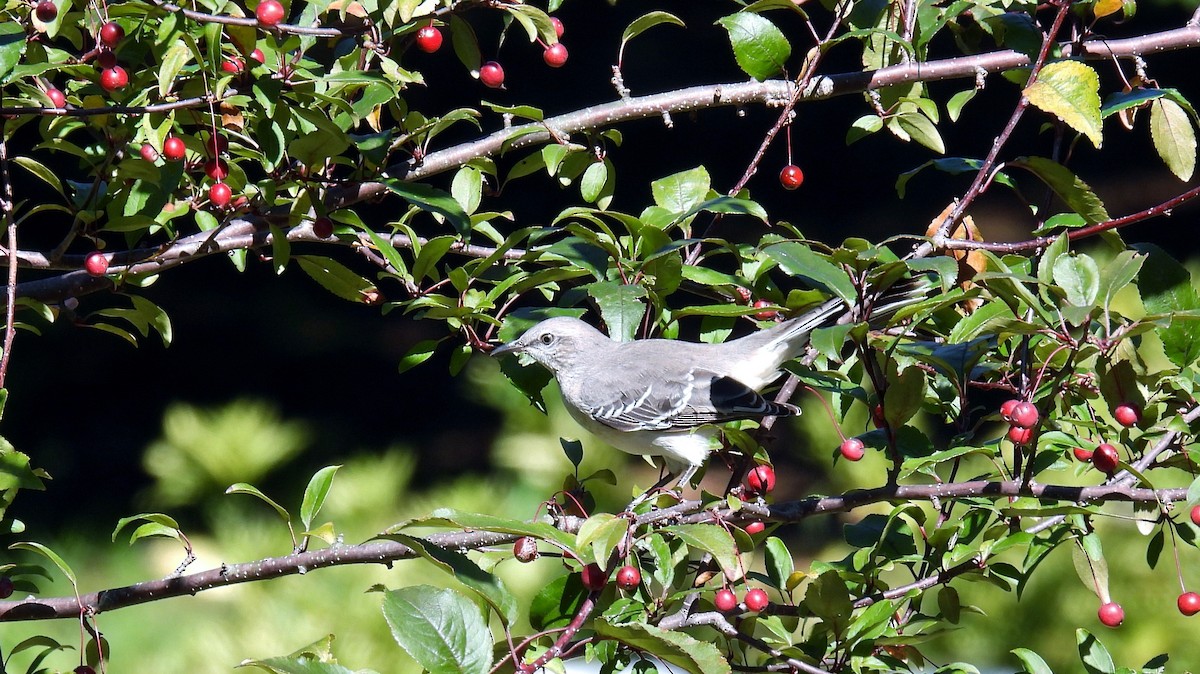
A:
539,333,554,345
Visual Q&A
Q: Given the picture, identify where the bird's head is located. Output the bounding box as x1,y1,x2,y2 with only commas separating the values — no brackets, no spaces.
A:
490,316,610,374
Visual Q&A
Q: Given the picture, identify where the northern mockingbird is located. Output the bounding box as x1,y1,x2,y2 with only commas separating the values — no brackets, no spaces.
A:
491,281,930,492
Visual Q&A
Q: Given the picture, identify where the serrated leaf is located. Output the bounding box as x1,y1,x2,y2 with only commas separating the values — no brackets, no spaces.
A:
580,160,608,204
763,243,855,304
661,524,739,580
295,255,378,304
593,619,731,674
300,465,340,531
586,280,646,342
11,157,64,198
1150,98,1196,181
1132,243,1200,367
764,537,793,590
895,112,945,154
382,586,493,674
380,178,472,235
1024,61,1103,148
386,534,519,626
112,512,181,543
1010,156,1109,224
716,12,791,81
651,166,710,214
884,367,925,427
1053,254,1100,308
575,513,627,568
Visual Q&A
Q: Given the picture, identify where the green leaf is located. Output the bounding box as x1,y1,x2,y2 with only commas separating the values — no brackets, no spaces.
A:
112,512,181,543
226,483,292,522
1053,254,1100,308
764,536,793,590
0,22,25,82
894,112,945,154
398,339,442,374
380,179,472,235
619,11,686,64
661,524,740,580
530,575,587,631
586,280,647,342
386,534,519,626
580,160,609,204
716,12,791,81
805,571,853,632
763,243,855,305
593,619,731,674
382,586,493,674
300,465,340,531
1077,629,1116,674
1150,98,1196,181
883,367,925,427
1010,156,1109,224
294,255,378,304
398,508,576,549
9,542,76,586
1024,61,1103,148
575,513,628,568
158,41,192,98
1132,244,1200,367
651,166,710,215
451,166,482,215
11,157,64,198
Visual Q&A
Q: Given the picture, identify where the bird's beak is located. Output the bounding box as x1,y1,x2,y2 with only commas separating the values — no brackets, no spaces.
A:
490,341,521,357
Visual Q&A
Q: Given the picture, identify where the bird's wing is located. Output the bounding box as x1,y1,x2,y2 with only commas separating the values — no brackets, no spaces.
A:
574,368,799,433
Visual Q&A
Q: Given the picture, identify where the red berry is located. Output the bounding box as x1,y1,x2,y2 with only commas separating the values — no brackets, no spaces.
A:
872,404,886,428
513,536,538,563
840,437,865,461
744,465,776,494
209,182,232,208
84,251,108,277
1191,504,1200,527
1072,447,1093,462
0,576,13,599
74,667,96,674
221,57,245,74
205,158,229,180
1007,425,1033,446
615,565,640,590
250,48,265,63
163,136,186,161
255,0,284,26
550,16,564,38
96,51,118,69
744,588,769,612
752,299,776,320
734,287,752,303
779,164,804,190
415,25,442,53
45,87,65,108
1010,402,1039,429
139,143,158,162
1092,443,1120,475
1114,403,1141,428
714,588,737,613
206,134,228,156
99,66,128,92
1178,592,1200,616
580,563,607,591
34,0,56,22
99,21,124,48
479,61,505,88
1098,601,1124,627
543,43,568,68
1000,398,1019,421
745,521,765,534
312,216,334,238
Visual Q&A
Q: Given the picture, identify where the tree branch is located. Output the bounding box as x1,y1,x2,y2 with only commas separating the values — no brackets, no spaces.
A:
0,475,1185,623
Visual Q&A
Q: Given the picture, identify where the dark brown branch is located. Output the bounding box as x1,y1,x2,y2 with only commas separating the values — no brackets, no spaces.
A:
0,90,242,118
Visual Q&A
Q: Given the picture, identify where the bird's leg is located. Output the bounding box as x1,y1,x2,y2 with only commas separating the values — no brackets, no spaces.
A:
625,463,699,511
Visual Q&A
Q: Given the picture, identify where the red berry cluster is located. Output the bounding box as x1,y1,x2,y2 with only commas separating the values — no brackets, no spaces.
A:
714,586,769,613
999,399,1039,446
413,15,568,89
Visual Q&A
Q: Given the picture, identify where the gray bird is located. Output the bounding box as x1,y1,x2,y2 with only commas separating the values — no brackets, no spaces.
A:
491,282,929,492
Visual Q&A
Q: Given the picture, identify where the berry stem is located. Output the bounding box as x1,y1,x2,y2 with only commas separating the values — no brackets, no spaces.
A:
803,385,846,442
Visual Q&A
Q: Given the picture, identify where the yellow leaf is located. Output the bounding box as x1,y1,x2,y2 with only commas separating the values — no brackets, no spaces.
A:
1094,0,1122,18
1024,61,1103,149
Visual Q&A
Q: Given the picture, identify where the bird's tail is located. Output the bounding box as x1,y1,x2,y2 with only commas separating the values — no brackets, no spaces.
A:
757,273,936,357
